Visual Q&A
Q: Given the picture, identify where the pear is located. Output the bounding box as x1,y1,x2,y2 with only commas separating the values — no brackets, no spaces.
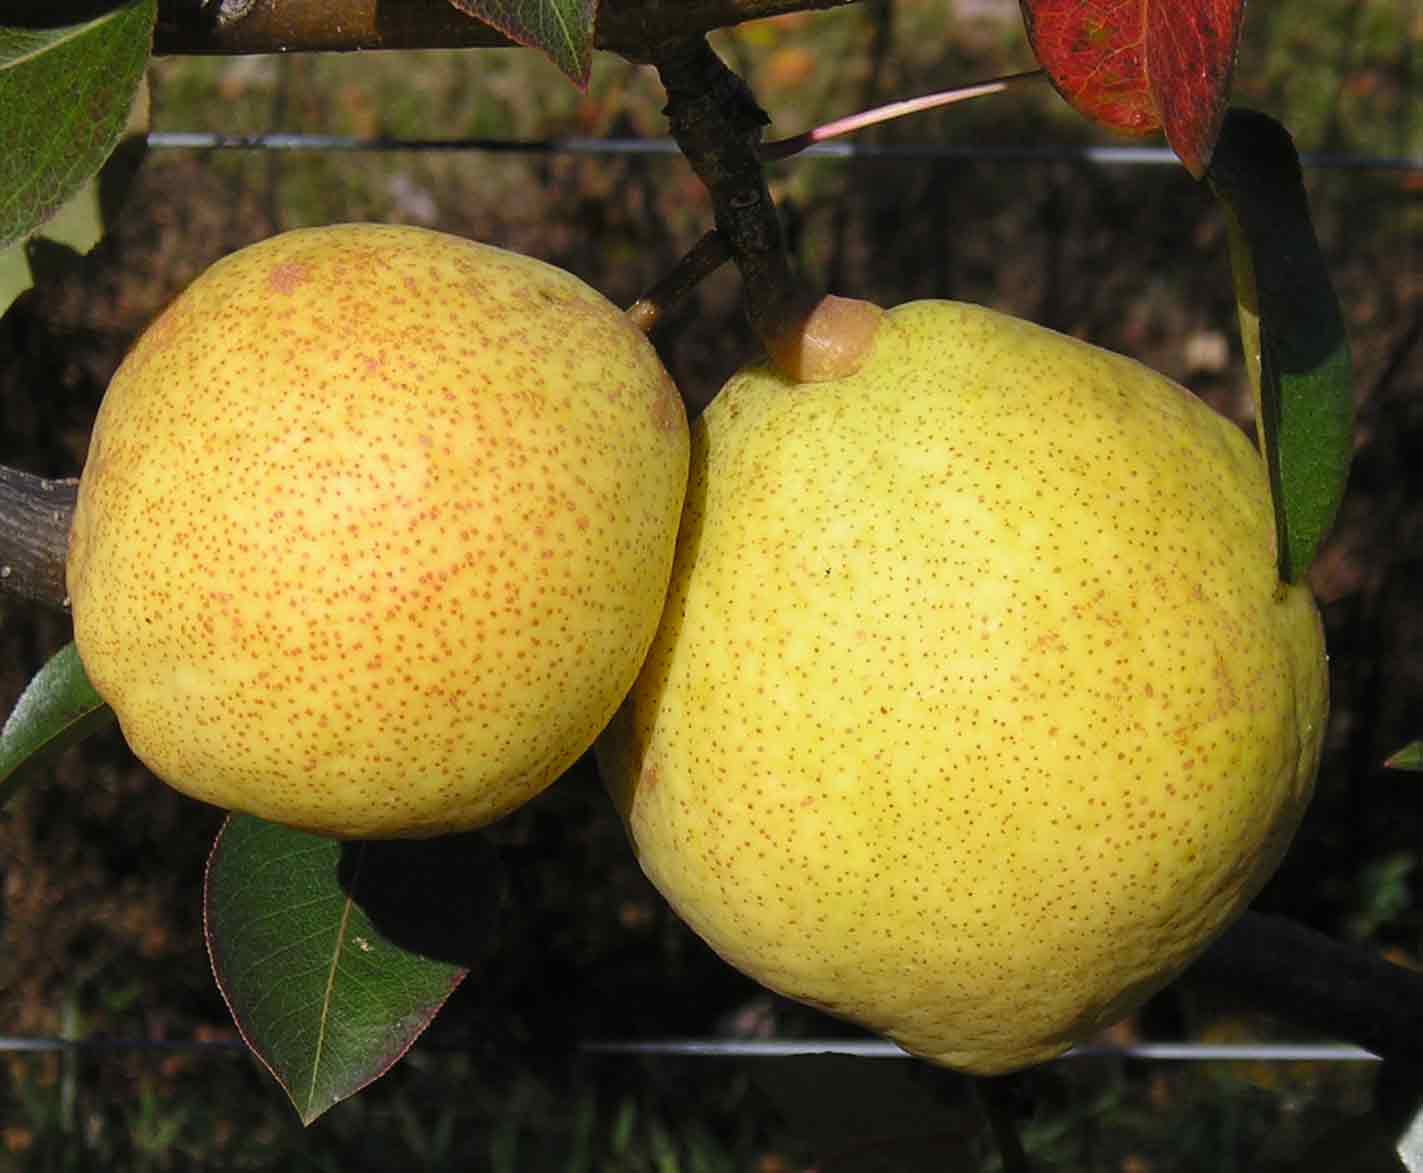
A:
597,299,1327,1074
68,224,689,838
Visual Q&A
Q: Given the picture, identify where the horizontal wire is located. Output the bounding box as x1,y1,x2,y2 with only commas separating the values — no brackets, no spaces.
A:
0,1034,1379,1062
580,1039,1381,1062
0,1036,247,1054
145,132,1423,171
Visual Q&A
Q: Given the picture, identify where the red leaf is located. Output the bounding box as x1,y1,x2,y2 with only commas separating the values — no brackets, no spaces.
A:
1019,0,1246,176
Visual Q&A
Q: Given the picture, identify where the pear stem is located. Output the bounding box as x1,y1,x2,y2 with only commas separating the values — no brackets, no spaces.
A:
624,229,732,336
975,1075,1035,1173
654,36,815,356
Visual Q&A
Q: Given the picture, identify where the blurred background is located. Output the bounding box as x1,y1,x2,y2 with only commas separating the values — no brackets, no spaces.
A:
0,0,1418,1167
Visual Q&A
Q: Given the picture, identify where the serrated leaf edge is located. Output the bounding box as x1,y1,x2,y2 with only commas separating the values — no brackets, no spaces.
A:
0,0,156,250
447,0,596,88
203,821,469,1125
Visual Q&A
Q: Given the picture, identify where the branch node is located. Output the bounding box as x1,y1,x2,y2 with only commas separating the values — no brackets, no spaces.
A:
655,37,808,358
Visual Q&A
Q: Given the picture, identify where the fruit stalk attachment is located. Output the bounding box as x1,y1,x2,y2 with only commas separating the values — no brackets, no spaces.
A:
625,229,732,336
654,36,818,365
976,1075,1035,1173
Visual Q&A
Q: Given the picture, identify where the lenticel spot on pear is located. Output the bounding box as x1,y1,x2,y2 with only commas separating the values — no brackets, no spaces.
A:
67,224,690,839
596,297,1328,1075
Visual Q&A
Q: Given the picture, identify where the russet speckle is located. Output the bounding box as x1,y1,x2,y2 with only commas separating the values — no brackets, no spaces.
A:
597,299,1327,1074
68,224,689,838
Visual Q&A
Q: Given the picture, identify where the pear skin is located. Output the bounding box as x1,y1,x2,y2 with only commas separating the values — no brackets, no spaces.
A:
598,299,1326,1074
70,225,689,838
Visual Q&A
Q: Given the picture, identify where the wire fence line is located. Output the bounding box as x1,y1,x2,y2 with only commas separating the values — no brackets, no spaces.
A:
0,1035,1381,1062
145,132,1423,171
582,1040,1381,1062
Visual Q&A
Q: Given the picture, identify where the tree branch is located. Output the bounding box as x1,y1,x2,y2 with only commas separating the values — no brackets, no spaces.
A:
154,0,862,60
655,37,812,355
1191,912,1423,1063
0,467,76,611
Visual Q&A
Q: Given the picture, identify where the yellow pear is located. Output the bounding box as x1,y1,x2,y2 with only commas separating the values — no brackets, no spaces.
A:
68,224,689,838
597,299,1327,1074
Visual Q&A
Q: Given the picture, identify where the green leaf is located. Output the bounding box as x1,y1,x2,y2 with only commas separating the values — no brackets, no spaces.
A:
205,816,504,1124
0,74,149,315
0,0,156,251
0,642,114,809
1207,107,1354,584
447,0,596,88
1386,742,1423,773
